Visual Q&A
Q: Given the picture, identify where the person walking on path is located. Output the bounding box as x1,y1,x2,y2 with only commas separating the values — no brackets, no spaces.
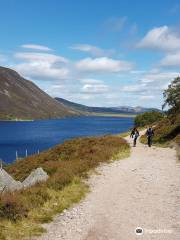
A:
130,128,139,147
146,127,154,147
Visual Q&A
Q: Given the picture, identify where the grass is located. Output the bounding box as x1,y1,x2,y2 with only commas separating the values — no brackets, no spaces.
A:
1,134,130,239
0,178,88,240
140,114,180,157
90,112,136,118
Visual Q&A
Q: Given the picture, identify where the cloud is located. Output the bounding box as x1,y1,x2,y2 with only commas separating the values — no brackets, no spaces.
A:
76,57,133,73
21,44,52,51
80,78,104,84
104,16,127,32
122,84,146,93
139,95,155,100
117,69,179,108
140,70,179,84
14,52,70,80
15,52,68,63
122,70,179,99
81,83,109,94
137,26,180,51
70,44,114,57
160,52,180,67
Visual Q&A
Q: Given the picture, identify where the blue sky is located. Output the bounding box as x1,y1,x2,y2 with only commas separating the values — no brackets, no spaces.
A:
0,0,180,108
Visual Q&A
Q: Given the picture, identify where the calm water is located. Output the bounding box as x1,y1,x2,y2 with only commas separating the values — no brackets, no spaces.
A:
0,116,133,163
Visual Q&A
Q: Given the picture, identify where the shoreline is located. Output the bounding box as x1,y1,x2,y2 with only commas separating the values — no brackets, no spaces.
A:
2,125,134,165
0,113,136,122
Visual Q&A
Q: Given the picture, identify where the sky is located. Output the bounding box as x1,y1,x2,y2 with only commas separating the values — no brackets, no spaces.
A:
0,0,180,108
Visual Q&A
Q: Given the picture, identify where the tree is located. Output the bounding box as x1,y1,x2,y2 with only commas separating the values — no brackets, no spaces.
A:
163,76,180,114
134,111,164,127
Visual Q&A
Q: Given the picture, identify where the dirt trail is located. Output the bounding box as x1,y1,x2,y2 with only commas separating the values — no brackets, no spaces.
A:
36,131,180,240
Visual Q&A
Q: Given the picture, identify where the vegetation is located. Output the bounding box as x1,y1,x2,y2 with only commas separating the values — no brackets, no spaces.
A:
134,111,164,127
91,112,136,118
140,77,180,154
163,76,180,115
140,114,180,145
0,135,129,239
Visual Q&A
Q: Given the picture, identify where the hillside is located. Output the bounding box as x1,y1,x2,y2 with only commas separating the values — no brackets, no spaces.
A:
55,97,159,115
0,66,77,120
138,76,180,154
140,113,180,150
0,135,129,239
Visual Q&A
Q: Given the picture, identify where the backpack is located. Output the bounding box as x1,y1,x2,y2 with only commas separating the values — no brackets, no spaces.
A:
134,131,139,138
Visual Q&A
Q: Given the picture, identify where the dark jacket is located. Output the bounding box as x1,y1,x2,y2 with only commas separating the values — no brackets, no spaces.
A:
146,128,154,137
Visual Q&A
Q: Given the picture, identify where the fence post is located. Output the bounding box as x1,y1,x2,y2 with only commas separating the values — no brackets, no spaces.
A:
0,159,2,170
16,150,18,160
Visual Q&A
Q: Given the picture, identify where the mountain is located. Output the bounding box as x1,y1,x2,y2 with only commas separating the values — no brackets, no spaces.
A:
55,97,159,115
111,106,159,113
0,66,77,120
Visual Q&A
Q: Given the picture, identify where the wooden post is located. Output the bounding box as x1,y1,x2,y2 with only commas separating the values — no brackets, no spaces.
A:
0,159,2,170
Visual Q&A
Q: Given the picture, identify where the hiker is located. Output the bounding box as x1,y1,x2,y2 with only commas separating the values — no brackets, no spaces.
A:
146,127,154,147
130,128,139,147
130,128,135,138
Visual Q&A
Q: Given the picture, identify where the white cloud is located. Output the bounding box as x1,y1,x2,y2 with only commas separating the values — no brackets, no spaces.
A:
76,57,133,73
21,44,52,51
14,63,69,80
122,70,179,100
70,44,114,57
81,83,109,94
139,95,155,100
160,51,180,67
140,70,179,84
14,52,69,80
15,52,68,63
137,26,180,51
122,84,146,92
79,78,104,84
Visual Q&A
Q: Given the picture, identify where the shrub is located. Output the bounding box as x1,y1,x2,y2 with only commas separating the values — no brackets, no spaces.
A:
134,111,164,127
2,135,129,225
140,114,180,146
0,193,28,221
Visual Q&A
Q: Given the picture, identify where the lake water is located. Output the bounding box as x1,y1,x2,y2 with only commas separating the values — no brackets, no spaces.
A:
0,116,133,163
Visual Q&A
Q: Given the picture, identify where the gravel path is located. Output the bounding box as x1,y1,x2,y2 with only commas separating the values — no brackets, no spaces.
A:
36,132,180,240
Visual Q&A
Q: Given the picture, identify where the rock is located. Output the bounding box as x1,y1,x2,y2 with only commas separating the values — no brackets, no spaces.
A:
0,167,48,193
22,167,49,188
0,168,22,192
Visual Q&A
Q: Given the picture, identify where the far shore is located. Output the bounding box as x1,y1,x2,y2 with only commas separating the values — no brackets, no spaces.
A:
0,113,136,122
0,119,34,122
89,112,136,118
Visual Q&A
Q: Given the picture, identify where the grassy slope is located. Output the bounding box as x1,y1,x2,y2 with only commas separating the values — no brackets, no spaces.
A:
140,114,180,158
1,135,130,239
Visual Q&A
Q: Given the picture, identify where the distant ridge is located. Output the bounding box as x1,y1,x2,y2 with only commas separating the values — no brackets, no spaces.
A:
55,97,160,115
0,66,77,120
